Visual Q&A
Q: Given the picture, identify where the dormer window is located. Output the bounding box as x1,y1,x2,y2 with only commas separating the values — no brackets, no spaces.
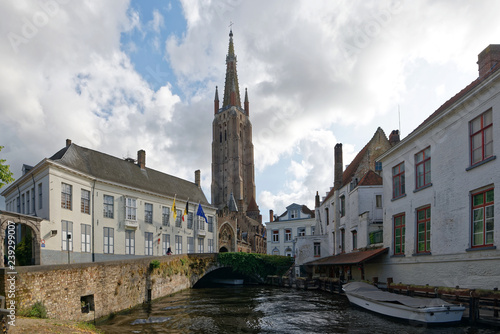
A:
290,209,299,219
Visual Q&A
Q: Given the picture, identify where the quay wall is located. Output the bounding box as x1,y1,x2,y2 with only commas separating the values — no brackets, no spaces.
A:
0,254,217,321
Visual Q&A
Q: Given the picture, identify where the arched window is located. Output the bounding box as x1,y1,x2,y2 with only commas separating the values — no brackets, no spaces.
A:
272,247,280,255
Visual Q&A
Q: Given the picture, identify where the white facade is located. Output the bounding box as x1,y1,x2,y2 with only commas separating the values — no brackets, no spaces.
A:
376,47,500,289
2,143,217,265
266,203,316,257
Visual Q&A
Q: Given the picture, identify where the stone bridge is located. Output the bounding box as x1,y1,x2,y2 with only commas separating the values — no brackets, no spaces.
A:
0,253,270,321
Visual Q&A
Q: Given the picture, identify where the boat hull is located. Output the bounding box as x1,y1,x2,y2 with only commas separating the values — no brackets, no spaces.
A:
345,292,465,324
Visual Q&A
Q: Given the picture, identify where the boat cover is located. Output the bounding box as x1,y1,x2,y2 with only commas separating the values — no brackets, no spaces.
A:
343,282,454,308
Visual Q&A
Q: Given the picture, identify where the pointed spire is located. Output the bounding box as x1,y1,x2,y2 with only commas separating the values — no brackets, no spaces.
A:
222,30,241,109
244,87,249,115
214,86,219,114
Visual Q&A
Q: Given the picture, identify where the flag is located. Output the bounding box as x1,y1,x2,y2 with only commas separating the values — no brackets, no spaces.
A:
182,199,189,221
197,203,208,224
172,196,177,223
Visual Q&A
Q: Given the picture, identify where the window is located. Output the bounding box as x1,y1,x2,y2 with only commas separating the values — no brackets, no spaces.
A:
311,226,315,235
61,183,72,209
369,230,383,244
325,208,329,226
145,232,153,255
272,248,280,255
16,196,20,213
470,109,493,165
208,216,213,232
415,147,431,189
198,215,205,230
472,188,494,248
81,189,90,214
175,210,182,227
416,206,431,253
314,243,321,257
21,194,25,214
62,220,73,251
272,230,279,242
393,214,405,255
126,198,137,221
198,237,204,253
187,237,194,253
297,227,306,237
208,239,214,253
26,191,30,214
162,234,170,255
145,203,153,224
340,229,345,253
81,224,91,253
290,209,299,219
375,195,382,208
187,212,193,229
340,195,345,217
352,230,357,250
162,206,170,226
103,195,114,218
175,235,182,254
38,183,42,210
103,227,114,254
125,230,135,255
375,161,382,171
285,229,292,242
31,188,35,213
392,163,405,198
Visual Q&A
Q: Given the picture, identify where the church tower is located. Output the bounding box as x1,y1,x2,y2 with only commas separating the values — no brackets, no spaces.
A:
211,30,257,215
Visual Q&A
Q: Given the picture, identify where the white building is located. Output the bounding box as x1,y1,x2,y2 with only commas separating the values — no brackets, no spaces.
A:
298,128,394,280
265,203,316,257
1,140,217,265
374,44,500,289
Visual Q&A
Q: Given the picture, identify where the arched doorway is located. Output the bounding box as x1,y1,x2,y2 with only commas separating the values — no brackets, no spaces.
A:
219,246,228,253
0,211,42,266
218,222,235,252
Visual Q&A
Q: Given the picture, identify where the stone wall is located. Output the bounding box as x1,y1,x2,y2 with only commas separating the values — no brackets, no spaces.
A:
0,254,217,321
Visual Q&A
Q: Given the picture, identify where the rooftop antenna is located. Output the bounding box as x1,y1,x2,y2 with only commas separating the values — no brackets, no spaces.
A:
229,21,234,31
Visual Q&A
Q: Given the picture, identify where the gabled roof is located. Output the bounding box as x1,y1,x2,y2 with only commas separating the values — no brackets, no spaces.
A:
323,127,387,203
357,170,383,186
49,144,209,205
276,204,315,221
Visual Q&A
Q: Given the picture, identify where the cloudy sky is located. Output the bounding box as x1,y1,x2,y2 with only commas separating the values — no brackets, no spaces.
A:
1,0,500,221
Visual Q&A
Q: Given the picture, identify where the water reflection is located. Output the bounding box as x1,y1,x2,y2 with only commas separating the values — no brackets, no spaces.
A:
97,286,496,334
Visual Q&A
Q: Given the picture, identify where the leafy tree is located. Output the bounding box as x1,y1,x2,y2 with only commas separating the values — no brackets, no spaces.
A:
0,146,14,188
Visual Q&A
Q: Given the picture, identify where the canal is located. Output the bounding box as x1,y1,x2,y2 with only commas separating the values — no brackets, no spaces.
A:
97,286,497,333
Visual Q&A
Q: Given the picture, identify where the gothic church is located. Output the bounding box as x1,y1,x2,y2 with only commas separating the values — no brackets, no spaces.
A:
211,30,266,253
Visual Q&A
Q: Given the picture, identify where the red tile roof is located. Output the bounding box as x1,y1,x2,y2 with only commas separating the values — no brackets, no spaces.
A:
357,170,383,186
305,247,388,266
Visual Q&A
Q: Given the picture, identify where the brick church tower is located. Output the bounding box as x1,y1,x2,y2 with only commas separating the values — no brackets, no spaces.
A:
211,30,265,253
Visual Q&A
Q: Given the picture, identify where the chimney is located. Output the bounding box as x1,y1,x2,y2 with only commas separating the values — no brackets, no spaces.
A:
315,191,320,208
334,143,343,190
478,44,500,77
137,149,146,169
269,209,274,222
389,130,400,146
66,139,72,147
195,170,201,188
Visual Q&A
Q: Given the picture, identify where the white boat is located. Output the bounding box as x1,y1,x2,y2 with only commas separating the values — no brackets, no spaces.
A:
343,282,465,324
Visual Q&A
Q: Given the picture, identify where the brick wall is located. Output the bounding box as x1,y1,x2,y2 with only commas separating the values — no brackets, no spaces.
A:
1,254,217,321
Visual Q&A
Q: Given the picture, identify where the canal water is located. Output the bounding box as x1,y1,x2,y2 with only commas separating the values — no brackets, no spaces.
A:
97,286,496,334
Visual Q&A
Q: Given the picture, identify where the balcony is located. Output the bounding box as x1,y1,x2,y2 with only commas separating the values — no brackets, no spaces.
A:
125,220,138,229
197,229,206,237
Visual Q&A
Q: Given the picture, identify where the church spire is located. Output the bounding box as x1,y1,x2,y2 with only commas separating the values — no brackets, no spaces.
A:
214,86,219,114
222,30,242,109
244,87,249,115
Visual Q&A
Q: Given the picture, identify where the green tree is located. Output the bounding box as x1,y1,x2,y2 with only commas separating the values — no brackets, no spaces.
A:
0,146,14,188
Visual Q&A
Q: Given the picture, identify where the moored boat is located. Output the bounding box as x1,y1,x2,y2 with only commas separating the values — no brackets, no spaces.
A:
343,282,465,324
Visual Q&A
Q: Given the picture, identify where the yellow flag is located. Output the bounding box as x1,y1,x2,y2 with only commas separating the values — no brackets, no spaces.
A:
172,197,177,222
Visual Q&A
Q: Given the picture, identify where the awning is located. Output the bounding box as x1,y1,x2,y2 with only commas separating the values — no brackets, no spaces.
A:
305,247,388,266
